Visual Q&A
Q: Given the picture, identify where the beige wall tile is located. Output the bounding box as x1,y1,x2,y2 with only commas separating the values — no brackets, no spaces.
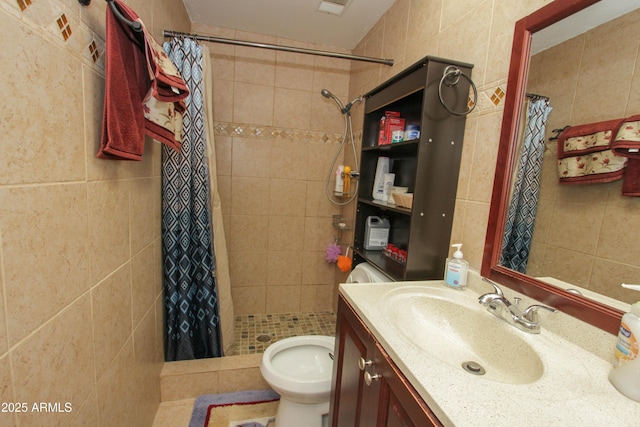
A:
130,177,158,255
229,252,268,287
233,83,274,125
132,244,158,328
0,14,85,186
96,340,137,427
12,296,94,427
229,216,269,253
267,251,303,286
0,184,90,344
87,180,131,284
232,138,272,177
133,309,162,427
67,391,99,427
274,88,313,129
266,285,301,313
275,48,315,91
270,140,309,180
231,286,266,315
0,355,16,427
268,216,305,252
269,179,307,217
300,285,334,312
232,177,270,216
92,264,133,376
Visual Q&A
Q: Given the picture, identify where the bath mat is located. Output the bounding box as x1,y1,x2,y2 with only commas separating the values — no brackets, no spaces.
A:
188,390,279,427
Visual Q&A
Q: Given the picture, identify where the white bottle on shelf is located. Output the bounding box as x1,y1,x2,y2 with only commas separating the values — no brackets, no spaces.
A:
334,165,344,195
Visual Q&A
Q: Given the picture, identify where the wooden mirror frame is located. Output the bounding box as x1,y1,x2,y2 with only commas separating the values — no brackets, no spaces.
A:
481,0,623,335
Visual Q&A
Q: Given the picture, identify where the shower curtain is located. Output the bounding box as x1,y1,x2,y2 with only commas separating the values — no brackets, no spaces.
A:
162,38,234,361
501,97,552,273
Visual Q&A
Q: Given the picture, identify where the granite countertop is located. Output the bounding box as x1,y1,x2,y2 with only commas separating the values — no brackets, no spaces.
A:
339,271,640,426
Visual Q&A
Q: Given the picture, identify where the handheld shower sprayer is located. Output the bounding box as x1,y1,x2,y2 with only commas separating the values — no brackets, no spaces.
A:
321,89,363,115
321,89,363,206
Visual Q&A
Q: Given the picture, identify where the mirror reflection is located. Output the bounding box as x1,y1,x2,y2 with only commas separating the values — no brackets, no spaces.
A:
498,2,640,308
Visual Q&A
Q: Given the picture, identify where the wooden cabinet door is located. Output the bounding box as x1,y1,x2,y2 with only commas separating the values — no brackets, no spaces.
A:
329,298,380,427
372,343,443,427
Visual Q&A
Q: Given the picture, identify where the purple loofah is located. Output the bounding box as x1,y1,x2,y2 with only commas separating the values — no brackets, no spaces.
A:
325,243,341,263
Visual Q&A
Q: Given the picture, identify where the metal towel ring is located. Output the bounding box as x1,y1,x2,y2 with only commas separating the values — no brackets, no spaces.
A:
438,66,477,116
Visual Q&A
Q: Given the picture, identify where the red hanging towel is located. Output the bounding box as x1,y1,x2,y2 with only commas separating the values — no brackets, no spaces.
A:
97,0,188,160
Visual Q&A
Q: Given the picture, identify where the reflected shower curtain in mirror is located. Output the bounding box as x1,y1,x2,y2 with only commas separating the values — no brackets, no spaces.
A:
501,97,552,272
162,37,222,361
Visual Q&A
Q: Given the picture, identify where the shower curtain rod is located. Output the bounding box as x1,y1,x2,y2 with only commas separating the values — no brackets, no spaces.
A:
162,30,394,66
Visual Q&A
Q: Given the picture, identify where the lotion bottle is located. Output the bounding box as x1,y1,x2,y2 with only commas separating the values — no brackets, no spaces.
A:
609,286,640,401
334,165,344,195
444,244,468,290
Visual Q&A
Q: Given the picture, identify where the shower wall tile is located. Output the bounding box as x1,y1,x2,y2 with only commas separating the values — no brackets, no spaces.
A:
269,179,307,217
214,135,233,176
270,140,309,180
0,355,16,427
132,245,158,329
212,78,235,123
229,252,268,287
268,216,305,252
0,0,184,424
87,180,131,285
130,177,158,255
232,138,272,177
233,82,275,125
267,251,303,286
92,263,132,376
0,184,90,345
273,88,313,129
229,216,269,253
232,286,266,315
266,285,301,313
132,308,162,427
275,45,315,91
12,295,94,427
300,284,334,312
0,13,85,186
96,339,137,427
231,177,270,216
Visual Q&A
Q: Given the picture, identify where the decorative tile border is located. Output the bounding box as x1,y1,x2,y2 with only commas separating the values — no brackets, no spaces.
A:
214,121,348,145
8,0,106,74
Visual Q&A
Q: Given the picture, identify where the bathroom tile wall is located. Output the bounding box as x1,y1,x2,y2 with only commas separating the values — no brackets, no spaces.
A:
525,8,640,303
190,23,353,316
0,0,189,425
347,0,556,271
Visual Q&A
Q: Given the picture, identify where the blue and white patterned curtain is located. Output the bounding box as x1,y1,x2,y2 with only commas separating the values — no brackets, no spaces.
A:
501,97,552,272
162,38,222,361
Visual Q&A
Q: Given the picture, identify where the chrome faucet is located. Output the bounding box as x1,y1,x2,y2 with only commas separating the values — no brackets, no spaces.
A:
479,278,556,334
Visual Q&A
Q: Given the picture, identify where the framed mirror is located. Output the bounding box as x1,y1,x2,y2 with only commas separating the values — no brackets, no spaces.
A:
482,0,640,335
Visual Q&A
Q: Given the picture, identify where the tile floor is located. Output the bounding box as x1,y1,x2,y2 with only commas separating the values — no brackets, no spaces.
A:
231,311,337,355
153,311,337,426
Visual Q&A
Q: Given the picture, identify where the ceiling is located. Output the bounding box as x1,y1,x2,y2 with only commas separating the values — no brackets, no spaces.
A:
181,0,397,50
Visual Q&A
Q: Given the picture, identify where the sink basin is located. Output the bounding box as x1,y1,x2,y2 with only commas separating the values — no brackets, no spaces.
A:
383,286,544,384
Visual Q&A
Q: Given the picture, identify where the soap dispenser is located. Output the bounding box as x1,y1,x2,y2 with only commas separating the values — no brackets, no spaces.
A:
609,283,640,401
444,244,468,290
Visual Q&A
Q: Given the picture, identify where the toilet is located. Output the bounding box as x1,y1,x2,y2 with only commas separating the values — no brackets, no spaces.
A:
346,261,392,283
260,335,335,427
260,263,391,426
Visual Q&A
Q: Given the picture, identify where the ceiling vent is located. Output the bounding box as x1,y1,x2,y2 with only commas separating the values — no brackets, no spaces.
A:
317,0,349,16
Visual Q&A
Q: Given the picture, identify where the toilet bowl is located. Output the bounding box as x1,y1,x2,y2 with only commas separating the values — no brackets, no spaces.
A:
260,335,335,427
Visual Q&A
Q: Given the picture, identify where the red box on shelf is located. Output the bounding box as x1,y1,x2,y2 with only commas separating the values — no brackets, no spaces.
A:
378,111,405,145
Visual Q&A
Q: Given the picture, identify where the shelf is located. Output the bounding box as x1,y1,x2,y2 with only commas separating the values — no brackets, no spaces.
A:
353,248,406,280
362,139,419,156
359,198,411,215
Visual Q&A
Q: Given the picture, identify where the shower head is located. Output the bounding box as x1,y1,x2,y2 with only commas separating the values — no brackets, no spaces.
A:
321,89,362,115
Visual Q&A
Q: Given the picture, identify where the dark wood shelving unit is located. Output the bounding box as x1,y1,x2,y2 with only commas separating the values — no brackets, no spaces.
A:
353,55,473,281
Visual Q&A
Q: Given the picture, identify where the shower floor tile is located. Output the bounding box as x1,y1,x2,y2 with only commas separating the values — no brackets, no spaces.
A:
231,311,337,355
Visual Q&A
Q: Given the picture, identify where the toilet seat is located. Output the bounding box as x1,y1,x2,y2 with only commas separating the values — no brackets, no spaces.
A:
261,335,335,403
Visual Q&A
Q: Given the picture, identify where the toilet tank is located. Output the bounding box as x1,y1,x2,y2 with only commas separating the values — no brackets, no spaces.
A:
346,262,393,283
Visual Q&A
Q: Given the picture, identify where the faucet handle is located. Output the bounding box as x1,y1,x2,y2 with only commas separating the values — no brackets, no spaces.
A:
522,304,557,323
481,278,504,296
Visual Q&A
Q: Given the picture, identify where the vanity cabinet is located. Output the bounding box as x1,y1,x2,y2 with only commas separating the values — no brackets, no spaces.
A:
329,295,443,427
353,56,473,281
